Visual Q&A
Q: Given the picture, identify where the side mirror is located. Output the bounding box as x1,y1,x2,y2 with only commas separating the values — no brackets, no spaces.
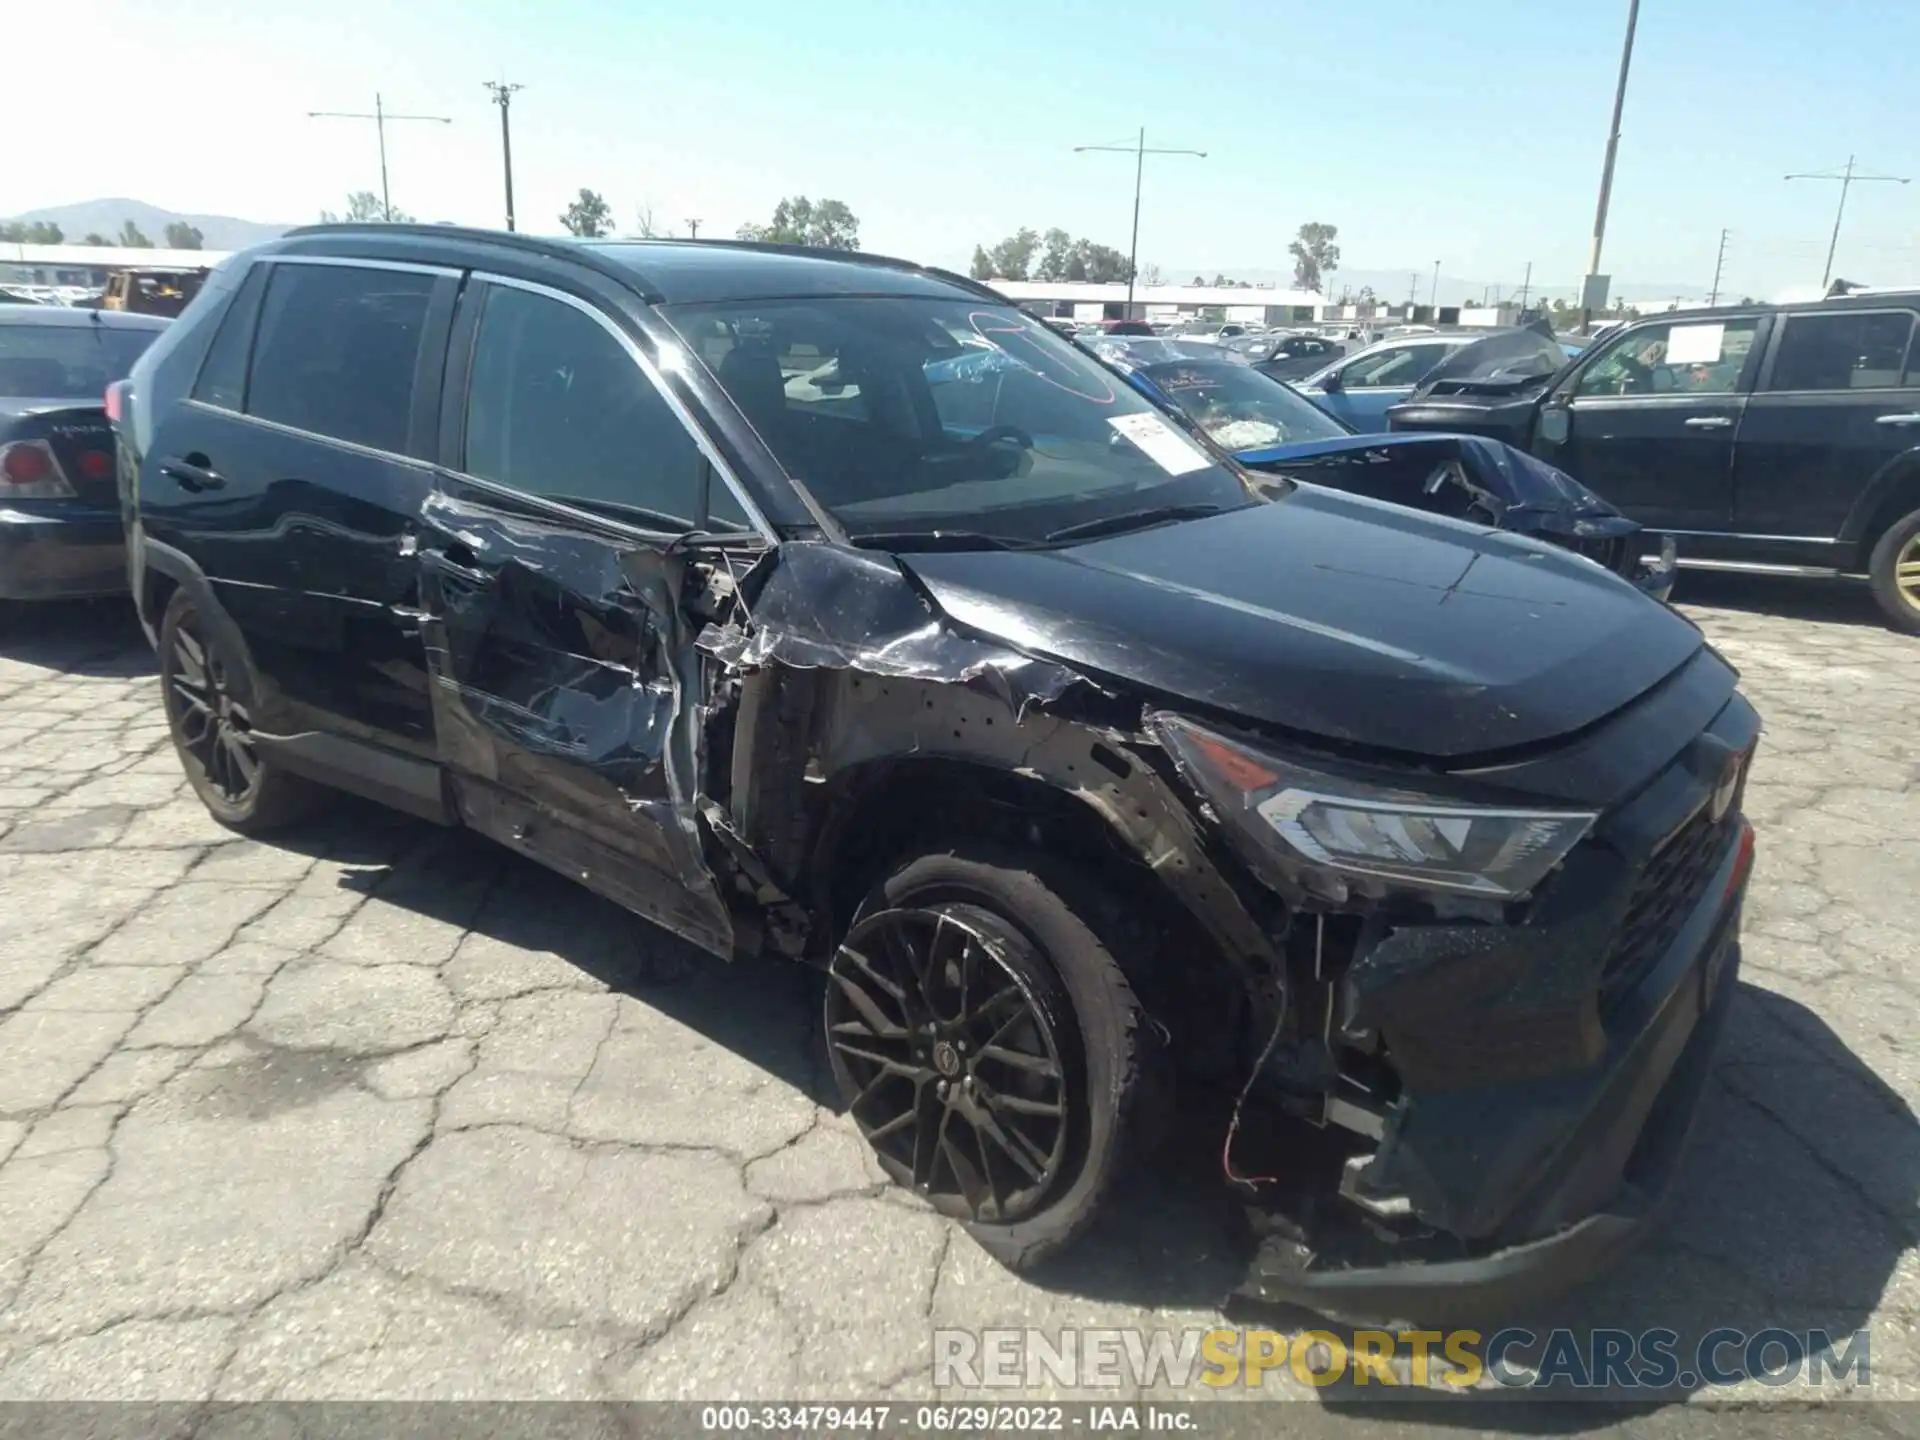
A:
1321,368,1344,393
1539,407,1571,445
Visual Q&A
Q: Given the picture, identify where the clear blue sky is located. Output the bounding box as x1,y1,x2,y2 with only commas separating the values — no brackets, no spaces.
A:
12,0,1918,300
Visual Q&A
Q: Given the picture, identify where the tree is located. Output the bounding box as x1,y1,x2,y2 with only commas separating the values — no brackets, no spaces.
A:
1191,274,1205,286
1034,228,1075,282
633,204,659,238
1288,221,1341,292
1356,284,1377,303
163,222,203,250
1075,241,1132,283
1140,263,1163,287
1,221,65,243
1211,272,1226,287
560,188,614,238
968,245,993,281
737,196,860,250
983,228,1040,281
320,192,411,224
82,232,109,246
117,220,152,248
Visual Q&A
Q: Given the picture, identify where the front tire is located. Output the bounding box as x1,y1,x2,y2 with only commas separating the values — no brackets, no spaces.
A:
1868,507,1920,635
825,843,1156,1271
158,589,324,833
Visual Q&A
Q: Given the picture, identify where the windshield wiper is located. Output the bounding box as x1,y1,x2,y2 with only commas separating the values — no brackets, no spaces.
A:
1044,502,1229,544
848,529,1046,553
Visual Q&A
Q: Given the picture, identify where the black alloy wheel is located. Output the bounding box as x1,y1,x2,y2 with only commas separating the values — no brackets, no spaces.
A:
165,617,260,806
827,906,1071,1224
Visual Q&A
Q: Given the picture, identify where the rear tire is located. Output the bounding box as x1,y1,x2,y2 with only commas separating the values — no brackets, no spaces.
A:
826,841,1159,1271
1868,508,1920,635
158,589,325,833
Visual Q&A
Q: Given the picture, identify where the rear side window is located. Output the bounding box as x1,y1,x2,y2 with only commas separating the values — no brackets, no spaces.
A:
246,263,434,452
1765,310,1916,392
463,284,707,529
192,265,266,411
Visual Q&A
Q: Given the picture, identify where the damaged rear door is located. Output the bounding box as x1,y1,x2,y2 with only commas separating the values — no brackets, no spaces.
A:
420,273,765,956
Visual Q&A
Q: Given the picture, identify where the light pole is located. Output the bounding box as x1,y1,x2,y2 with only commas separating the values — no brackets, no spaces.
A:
1583,0,1641,321
1429,261,1441,309
1074,128,1206,314
308,93,451,222
1786,157,1911,288
483,81,523,231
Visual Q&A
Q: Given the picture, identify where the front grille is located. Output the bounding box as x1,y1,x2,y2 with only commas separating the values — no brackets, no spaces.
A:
1599,804,1734,1005
1564,532,1633,579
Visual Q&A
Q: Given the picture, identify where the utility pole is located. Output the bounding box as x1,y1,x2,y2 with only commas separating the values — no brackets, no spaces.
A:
483,81,523,231
1786,157,1911,287
1074,128,1206,314
687,219,702,239
1582,0,1641,324
1708,228,1730,306
1519,260,1533,310
308,93,452,222
1430,261,1441,309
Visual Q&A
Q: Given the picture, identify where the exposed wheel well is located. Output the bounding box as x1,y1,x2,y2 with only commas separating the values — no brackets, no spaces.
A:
807,757,1253,1080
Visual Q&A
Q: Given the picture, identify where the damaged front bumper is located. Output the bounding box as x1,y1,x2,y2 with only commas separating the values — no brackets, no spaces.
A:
1240,817,1754,1324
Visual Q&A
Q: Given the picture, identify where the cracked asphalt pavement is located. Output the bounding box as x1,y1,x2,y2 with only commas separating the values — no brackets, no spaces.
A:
0,574,1915,1417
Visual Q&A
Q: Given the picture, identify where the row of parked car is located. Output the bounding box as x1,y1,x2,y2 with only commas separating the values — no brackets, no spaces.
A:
0,225,1902,1325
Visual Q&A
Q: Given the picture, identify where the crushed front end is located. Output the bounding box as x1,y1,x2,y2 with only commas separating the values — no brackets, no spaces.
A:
1146,648,1759,1323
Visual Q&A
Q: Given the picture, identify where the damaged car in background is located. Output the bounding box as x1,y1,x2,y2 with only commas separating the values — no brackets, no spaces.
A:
1092,335,1677,600
115,227,1759,1322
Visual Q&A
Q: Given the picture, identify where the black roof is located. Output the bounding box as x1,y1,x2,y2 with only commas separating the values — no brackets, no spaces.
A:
0,307,170,331
278,224,1005,307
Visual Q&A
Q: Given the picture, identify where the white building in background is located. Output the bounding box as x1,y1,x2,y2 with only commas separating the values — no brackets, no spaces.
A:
988,279,1333,324
1,242,230,287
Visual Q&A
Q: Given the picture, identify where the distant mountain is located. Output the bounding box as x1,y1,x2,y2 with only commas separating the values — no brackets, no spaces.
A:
1,198,290,250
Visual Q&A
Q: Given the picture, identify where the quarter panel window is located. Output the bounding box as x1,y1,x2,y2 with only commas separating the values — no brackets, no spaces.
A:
246,263,433,451
1765,311,1915,392
464,285,706,528
191,265,266,412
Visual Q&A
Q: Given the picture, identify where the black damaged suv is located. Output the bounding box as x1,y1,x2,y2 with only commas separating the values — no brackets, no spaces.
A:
117,227,1759,1322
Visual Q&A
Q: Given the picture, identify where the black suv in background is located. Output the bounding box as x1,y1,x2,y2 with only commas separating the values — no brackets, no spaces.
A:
115,226,1758,1322
1389,292,1920,632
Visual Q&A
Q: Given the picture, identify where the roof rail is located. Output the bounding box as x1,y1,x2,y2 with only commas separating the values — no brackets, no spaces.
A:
278,222,666,300
580,235,1011,304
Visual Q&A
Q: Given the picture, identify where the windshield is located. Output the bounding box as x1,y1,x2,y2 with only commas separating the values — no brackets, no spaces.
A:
663,297,1257,542
0,322,160,398
1138,361,1350,449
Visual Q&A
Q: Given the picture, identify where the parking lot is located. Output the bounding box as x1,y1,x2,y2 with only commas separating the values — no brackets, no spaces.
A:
0,576,1914,1416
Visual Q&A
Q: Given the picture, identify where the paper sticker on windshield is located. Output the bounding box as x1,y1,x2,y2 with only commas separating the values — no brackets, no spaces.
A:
1665,323,1725,365
1108,413,1211,475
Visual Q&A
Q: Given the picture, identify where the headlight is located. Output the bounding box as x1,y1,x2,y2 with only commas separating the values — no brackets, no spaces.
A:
1147,713,1596,903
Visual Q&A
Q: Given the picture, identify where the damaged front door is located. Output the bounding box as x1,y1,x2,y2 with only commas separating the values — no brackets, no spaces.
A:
419,275,756,956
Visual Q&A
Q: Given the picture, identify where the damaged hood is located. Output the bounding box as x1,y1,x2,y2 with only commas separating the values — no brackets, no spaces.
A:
898,486,1703,760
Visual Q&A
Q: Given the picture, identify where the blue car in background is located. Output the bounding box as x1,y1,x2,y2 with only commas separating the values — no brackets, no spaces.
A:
1286,332,1476,428
1093,340,1675,601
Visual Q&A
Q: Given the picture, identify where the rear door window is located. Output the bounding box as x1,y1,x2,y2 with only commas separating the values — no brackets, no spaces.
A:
191,265,267,411
1764,310,1916,391
245,262,434,453
1342,343,1445,387
463,283,708,529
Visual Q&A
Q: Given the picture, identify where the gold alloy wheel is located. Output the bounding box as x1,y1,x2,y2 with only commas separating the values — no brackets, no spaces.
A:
1899,533,1920,610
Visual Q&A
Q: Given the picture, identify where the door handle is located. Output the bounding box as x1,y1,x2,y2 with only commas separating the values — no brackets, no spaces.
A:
159,454,224,490
1874,413,1920,427
1682,416,1733,430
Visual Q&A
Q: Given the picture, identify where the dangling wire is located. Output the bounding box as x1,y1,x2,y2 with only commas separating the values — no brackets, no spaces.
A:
1223,917,1309,1191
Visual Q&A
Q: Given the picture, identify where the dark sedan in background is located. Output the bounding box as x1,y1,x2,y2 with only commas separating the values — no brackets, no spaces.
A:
0,308,169,620
1095,339,1675,599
